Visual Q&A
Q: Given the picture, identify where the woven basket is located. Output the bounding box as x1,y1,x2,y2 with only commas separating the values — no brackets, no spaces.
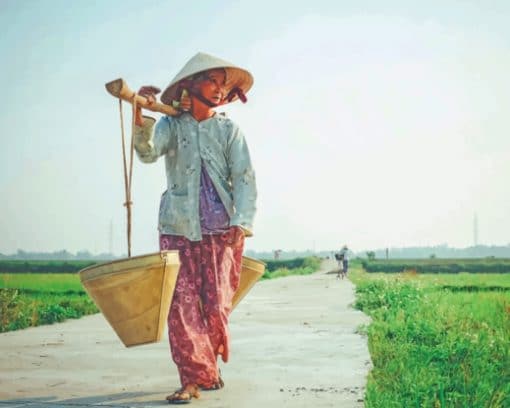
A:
79,252,265,347
79,251,179,347
233,256,265,309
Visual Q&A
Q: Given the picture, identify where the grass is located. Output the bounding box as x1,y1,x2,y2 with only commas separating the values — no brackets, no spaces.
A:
0,273,97,332
362,258,510,274
0,273,84,292
261,256,321,279
350,266,510,407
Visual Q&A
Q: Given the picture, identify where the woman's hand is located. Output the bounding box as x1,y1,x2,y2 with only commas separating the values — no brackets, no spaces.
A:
227,226,245,248
135,85,161,125
138,85,161,103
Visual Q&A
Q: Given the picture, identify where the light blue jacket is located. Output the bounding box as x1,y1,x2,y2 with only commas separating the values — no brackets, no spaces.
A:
134,112,257,241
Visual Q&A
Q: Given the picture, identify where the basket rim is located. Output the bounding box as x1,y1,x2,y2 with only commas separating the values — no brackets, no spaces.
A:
78,250,180,282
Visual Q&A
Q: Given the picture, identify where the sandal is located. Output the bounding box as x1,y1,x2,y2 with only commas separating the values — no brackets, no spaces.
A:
166,386,200,404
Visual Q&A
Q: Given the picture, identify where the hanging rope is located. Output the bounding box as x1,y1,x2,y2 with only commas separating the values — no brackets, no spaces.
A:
118,94,137,257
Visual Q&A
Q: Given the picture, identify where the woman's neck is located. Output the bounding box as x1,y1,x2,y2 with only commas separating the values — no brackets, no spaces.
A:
190,98,215,122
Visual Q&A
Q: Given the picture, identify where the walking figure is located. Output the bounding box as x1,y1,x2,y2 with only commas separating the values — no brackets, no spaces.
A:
134,52,257,404
334,245,350,279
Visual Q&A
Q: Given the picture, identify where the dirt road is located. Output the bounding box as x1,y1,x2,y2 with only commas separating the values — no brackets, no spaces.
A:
0,259,371,407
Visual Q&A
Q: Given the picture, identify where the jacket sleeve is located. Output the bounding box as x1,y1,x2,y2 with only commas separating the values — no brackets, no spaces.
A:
227,123,257,236
134,116,173,162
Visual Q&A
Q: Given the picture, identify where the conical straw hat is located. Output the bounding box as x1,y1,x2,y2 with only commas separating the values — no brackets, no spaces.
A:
160,52,253,105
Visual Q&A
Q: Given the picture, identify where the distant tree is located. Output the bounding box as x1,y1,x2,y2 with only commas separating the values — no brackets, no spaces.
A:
430,254,436,259
76,250,93,259
366,251,376,261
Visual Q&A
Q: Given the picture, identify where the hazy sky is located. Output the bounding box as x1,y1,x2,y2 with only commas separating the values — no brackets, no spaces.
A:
1,0,509,255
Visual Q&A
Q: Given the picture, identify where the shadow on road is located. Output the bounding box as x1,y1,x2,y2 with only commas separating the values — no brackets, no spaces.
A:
0,391,170,407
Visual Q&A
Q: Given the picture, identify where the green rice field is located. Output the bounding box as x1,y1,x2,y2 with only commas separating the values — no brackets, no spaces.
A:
350,266,510,407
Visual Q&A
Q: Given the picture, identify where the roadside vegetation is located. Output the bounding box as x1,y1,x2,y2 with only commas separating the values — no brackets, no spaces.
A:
0,273,97,332
362,258,510,274
350,262,510,407
261,256,321,280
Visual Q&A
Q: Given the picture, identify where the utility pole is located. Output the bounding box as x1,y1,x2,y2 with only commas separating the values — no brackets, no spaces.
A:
109,219,114,255
473,213,478,246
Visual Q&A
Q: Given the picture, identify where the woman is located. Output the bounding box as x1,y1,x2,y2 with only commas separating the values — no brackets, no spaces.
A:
133,52,257,404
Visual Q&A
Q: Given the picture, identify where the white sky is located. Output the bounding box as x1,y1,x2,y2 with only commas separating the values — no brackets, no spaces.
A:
1,0,509,255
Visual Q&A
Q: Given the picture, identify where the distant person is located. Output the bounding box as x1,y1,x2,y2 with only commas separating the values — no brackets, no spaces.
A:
334,245,350,279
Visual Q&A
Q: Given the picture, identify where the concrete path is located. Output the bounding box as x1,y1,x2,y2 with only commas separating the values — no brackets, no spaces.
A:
0,259,371,407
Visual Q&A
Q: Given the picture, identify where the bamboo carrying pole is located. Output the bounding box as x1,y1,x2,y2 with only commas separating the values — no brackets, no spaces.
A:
105,78,179,116
105,78,180,256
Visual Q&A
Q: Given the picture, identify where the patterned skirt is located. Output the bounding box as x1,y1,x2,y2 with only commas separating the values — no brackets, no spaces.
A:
160,231,244,388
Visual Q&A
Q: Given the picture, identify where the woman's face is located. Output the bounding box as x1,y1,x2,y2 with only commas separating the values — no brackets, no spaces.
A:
194,69,227,104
